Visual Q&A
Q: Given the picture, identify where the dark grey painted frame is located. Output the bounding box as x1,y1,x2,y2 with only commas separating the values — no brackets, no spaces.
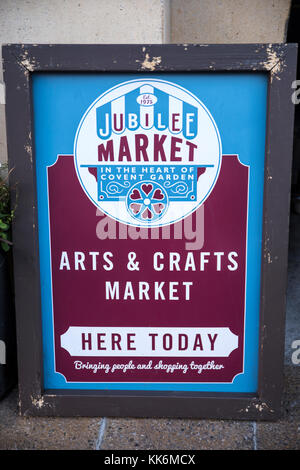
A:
2,44,297,419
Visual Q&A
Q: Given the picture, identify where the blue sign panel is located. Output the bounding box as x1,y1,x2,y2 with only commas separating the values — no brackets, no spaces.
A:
32,72,267,393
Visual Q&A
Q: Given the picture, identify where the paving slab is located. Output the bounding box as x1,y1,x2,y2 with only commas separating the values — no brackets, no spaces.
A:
254,366,300,450
100,417,254,450
0,388,101,450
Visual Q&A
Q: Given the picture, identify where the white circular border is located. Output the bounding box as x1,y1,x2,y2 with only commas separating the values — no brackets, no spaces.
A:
74,78,222,228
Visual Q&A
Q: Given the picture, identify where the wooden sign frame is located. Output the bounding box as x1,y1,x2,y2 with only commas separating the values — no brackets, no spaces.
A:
2,43,297,419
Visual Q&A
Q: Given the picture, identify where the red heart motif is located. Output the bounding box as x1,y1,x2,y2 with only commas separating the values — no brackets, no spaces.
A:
141,184,153,196
153,203,165,215
130,189,142,200
153,188,164,200
130,203,142,215
142,208,153,220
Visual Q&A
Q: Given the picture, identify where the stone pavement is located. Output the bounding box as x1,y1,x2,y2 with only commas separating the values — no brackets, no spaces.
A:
0,215,299,450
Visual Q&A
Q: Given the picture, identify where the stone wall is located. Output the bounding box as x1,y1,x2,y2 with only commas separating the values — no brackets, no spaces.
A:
171,0,291,43
0,0,170,164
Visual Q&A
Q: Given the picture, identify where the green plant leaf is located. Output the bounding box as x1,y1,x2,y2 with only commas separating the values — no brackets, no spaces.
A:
0,221,8,230
1,241,9,252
